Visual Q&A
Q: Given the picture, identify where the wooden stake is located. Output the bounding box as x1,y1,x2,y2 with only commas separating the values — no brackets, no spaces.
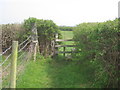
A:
10,41,18,88
63,47,65,57
31,23,39,61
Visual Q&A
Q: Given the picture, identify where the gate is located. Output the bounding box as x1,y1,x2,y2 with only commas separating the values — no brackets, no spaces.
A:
53,39,79,57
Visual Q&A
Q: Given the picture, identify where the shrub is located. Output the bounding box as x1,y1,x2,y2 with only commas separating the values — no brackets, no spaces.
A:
73,19,118,88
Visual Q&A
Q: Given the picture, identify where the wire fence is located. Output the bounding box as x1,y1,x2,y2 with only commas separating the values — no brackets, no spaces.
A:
1,36,32,88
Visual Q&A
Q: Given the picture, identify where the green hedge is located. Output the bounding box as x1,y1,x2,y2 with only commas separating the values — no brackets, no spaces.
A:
2,24,29,53
73,19,118,88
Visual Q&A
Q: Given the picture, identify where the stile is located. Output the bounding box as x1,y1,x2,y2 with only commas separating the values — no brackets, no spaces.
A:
63,47,66,57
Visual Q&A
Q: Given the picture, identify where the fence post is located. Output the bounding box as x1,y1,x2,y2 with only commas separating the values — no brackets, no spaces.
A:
31,23,39,61
63,47,65,57
10,41,18,88
55,33,58,56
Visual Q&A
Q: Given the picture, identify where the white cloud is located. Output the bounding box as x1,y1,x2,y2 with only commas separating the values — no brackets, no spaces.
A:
0,0,119,26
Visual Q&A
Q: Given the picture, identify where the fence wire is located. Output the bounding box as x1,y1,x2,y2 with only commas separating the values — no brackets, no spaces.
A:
1,36,32,88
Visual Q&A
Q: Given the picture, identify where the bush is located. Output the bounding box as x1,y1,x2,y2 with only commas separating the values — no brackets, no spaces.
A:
73,19,118,88
2,24,29,53
23,17,61,57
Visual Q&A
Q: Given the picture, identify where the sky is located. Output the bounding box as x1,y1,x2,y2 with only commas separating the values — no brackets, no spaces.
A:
0,0,119,26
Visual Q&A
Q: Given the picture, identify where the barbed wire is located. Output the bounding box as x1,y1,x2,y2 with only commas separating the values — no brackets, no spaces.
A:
1,54,11,66
18,52,26,60
1,35,32,88
19,36,31,47
0,46,12,56
2,63,11,72
18,40,31,53
0,35,31,57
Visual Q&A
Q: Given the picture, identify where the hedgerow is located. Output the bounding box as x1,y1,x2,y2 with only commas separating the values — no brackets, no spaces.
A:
24,17,61,57
73,19,118,88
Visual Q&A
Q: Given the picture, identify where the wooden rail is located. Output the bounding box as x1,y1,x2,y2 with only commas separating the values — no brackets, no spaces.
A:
54,38,79,57
56,39,73,42
56,51,80,54
55,45,78,47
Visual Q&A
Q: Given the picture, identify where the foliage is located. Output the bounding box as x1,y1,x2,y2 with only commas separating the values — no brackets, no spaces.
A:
37,19,59,41
23,17,61,56
2,24,27,52
59,26,74,31
73,19,118,88
23,17,38,31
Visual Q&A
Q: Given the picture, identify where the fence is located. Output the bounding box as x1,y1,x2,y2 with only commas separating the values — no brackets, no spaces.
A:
0,23,39,89
54,38,80,57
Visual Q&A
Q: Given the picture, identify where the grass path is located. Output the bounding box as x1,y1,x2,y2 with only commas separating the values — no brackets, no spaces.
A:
17,31,96,88
17,56,95,88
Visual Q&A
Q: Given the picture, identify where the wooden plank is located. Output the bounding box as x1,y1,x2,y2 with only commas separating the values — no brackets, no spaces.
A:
56,51,80,53
55,45,78,47
56,39,73,42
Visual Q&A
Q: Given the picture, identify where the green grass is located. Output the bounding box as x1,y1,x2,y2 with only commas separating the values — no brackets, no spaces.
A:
61,31,73,40
2,51,29,88
17,55,95,88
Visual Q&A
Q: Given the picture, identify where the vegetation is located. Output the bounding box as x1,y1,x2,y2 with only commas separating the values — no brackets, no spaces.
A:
73,19,118,88
59,26,74,31
17,55,95,88
24,17,61,56
2,24,27,52
1,17,119,88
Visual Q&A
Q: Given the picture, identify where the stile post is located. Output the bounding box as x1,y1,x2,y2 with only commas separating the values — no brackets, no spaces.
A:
10,41,18,88
31,23,39,61
63,47,65,57
55,33,58,56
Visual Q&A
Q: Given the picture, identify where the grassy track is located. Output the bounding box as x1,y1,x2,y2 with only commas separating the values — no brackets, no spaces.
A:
16,31,97,88
17,55,95,88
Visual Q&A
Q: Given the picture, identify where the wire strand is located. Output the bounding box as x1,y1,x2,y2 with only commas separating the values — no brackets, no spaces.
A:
19,36,31,47
18,40,31,53
1,54,11,66
0,46,12,56
2,63,11,72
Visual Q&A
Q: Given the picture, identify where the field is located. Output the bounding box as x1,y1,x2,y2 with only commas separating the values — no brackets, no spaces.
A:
61,31,73,39
59,31,75,55
16,31,96,88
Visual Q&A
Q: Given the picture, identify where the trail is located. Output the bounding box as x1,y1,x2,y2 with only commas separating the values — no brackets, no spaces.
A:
17,56,95,88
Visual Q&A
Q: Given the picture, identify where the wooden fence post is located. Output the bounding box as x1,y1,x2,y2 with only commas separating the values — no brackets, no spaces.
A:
10,41,18,88
55,33,58,56
31,23,39,61
63,47,65,57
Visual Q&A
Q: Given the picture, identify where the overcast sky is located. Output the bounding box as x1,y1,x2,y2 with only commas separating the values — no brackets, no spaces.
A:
0,0,119,26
